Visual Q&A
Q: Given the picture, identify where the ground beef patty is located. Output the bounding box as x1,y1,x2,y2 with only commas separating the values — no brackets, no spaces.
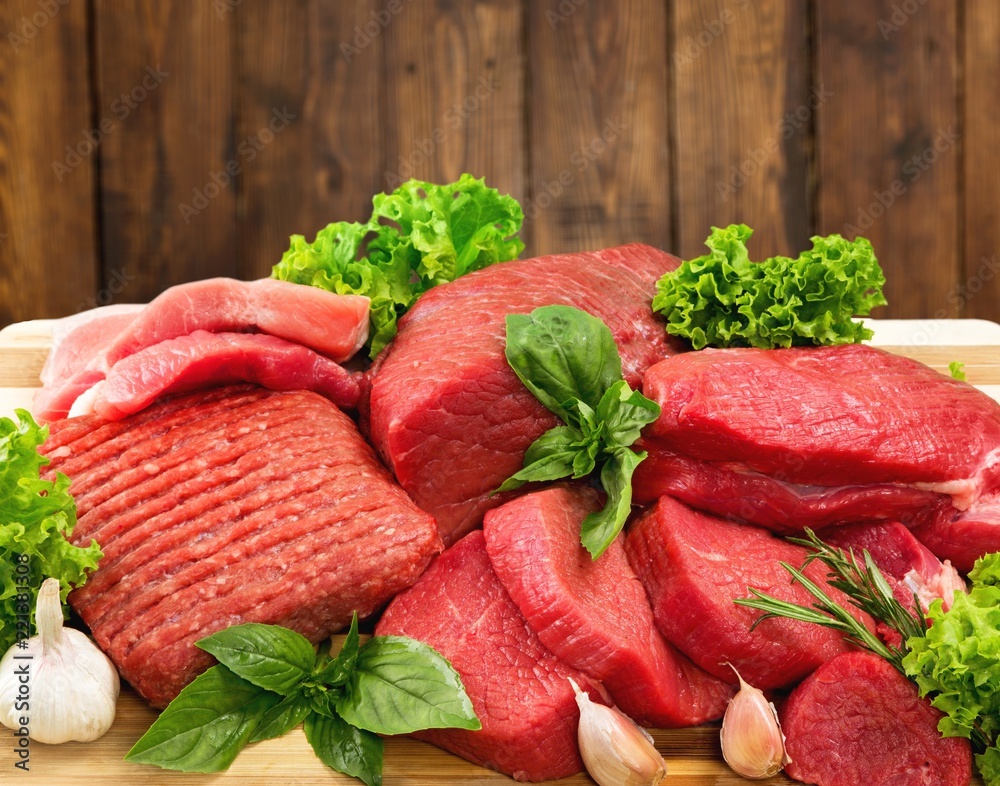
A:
43,385,441,707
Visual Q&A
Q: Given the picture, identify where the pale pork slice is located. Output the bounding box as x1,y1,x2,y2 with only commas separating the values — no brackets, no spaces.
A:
80,331,361,420
634,345,1000,565
34,278,370,422
376,530,607,783
40,304,145,387
42,386,440,708
366,244,683,545
483,485,733,727
782,652,972,786
624,496,874,690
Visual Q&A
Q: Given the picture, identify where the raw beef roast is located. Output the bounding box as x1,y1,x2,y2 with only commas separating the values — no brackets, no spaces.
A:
634,344,1000,562
782,651,972,786
35,278,370,422
483,485,733,727
78,331,361,420
366,244,683,545
376,530,606,783
42,386,440,707
625,495,874,690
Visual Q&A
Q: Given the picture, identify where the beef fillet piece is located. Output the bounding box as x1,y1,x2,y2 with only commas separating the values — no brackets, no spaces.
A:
625,495,874,691
376,530,607,783
42,385,441,707
782,651,972,786
365,244,684,546
634,344,1000,567
483,484,733,727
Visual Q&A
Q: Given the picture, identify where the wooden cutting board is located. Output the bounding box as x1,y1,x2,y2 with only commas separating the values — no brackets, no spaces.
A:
1,318,996,786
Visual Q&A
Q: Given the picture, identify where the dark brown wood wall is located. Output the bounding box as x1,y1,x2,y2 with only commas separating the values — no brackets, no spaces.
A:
1,0,997,327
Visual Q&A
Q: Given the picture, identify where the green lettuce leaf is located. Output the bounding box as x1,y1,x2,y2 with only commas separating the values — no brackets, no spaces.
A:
0,410,101,652
653,224,887,349
272,174,524,358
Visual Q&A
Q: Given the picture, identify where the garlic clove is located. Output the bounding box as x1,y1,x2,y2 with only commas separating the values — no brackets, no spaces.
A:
570,678,667,786
0,577,120,744
719,664,789,780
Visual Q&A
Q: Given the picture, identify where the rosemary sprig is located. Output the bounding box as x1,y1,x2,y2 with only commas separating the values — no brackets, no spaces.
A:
734,528,927,675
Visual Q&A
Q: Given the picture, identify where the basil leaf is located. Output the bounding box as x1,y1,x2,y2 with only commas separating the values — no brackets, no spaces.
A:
316,613,361,686
125,666,280,772
337,636,480,735
580,448,646,559
496,426,586,492
305,711,384,786
197,623,317,695
504,306,621,421
597,380,661,449
307,685,343,718
249,694,311,743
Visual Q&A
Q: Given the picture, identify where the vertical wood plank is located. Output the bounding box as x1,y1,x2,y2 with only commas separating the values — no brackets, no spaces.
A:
236,0,385,280
528,0,670,256
815,1,959,318
93,0,235,302
0,0,99,325
672,0,812,260
963,0,1000,322
382,0,525,229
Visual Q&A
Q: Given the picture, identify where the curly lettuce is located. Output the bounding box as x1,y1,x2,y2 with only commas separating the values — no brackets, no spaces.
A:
273,174,524,358
903,553,1000,784
652,224,887,349
0,410,101,652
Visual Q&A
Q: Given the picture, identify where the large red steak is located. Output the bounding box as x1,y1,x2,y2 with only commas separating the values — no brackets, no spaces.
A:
366,244,683,545
42,386,441,707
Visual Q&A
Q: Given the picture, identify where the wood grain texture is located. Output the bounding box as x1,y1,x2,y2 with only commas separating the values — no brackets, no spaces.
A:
382,0,525,218
527,0,670,256
962,0,1000,320
815,0,960,319
93,0,236,301
235,0,385,280
672,0,812,260
0,0,99,323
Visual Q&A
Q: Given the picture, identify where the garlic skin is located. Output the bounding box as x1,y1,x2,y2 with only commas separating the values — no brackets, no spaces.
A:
570,678,667,786
0,578,120,744
720,664,789,779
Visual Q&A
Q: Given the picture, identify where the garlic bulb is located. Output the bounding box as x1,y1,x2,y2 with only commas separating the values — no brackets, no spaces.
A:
570,678,667,786
720,664,789,779
0,578,120,743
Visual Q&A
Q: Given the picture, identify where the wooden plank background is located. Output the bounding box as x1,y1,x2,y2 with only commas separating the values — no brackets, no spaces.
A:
0,0,996,327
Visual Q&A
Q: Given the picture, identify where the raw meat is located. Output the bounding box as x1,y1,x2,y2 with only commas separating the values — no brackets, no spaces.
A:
376,530,607,782
77,331,361,420
825,521,965,613
635,344,1000,541
40,304,144,387
913,490,1000,573
482,484,733,727
34,278,370,422
782,651,972,786
42,386,440,707
624,495,874,690
366,244,683,545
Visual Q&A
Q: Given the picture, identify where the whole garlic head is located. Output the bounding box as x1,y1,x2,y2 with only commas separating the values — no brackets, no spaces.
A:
0,578,120,744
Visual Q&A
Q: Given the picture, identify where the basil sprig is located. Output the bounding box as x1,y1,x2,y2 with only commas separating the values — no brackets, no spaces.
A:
125,616,480,785
499,305,661,558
